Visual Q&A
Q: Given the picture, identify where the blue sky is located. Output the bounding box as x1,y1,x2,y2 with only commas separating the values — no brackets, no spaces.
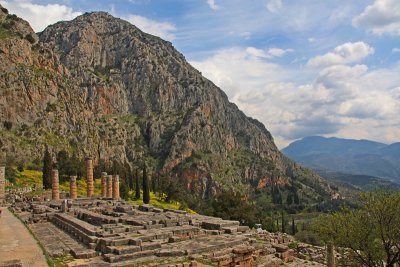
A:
1,0,400,148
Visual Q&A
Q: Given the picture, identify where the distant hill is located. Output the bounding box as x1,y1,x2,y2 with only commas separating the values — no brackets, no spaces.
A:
315,170,400,192
282,136,400,182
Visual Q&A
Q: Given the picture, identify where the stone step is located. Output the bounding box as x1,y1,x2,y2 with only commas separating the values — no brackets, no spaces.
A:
103,249,158,263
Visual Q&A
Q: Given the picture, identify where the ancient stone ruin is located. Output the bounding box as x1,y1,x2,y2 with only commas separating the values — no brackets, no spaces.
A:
4,163,328,266
86,158,94,198
51,169,60,201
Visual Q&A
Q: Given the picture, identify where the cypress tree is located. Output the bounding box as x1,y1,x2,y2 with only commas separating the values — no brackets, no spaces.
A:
292,217,296,235
281,211,285,233
42,147,52,189
120,181,129,200
135,168,140,200
286,193,293,205
128,170,134,190
142,165,150,204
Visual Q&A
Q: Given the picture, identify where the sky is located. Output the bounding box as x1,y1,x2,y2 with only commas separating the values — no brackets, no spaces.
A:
1,0,399,148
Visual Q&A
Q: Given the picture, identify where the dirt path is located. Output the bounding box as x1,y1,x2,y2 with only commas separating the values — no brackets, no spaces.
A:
0,207,48,267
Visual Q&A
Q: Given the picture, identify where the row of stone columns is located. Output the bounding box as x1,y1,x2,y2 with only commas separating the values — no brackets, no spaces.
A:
50,158,120,201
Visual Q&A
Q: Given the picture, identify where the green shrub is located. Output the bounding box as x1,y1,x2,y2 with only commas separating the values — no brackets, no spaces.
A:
25,33,35,44
3,121,12,130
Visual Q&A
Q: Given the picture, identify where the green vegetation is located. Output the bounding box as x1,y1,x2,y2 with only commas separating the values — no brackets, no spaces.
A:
313,191,400,267
142,165,150,204
135,168,140,199
0,23,15,39
25,33,35,44
42,147,52,189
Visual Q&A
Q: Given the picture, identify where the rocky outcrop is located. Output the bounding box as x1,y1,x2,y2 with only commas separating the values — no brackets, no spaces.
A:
0,7,334,202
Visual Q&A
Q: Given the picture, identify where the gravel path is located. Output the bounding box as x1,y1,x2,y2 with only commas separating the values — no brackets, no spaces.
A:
0,207,48,266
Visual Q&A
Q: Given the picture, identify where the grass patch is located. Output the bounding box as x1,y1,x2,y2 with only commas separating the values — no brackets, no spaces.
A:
129,191,196,214
15,169,42,187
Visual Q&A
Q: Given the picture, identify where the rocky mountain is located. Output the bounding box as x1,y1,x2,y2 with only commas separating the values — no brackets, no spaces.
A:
282,136,400,182
0,6,334,206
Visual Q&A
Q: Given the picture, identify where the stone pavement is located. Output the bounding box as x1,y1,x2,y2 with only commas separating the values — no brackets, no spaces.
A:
0,207,47,267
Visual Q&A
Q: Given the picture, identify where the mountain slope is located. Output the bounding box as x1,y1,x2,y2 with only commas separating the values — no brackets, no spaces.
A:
282,136,400,182
0,8,333,206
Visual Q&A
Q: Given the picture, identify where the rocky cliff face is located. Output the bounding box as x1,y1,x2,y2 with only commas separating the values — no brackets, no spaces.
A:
0,7,333,202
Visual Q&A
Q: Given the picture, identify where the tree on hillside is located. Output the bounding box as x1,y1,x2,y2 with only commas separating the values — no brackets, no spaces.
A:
211,190,257,227
42,147,52,189
128,170,134,191
314,191,400,267
135,168,140,200
142,165,150,204
119,181,129,200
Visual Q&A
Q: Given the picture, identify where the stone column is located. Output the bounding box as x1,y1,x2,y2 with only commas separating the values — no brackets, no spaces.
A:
0,165,5,204
101,172,107,198
70,176,77,200
51,169,59,201
327,242,336,267
106,175,113,198
112,175,120,199
86,158,94,197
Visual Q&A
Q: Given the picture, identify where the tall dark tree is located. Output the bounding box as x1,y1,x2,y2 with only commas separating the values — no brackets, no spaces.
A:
135,168,140,200
281,211,285,233
42,147,52,189
119,181,129,200
286,193,293,205
142,165,150,204
292,217,296,235
128,171,134,190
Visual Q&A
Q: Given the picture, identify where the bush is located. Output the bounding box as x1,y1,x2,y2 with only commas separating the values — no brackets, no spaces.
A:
1,7,8,14
25,33,35,44
3,121,12,130
7,14,19,21
295,230,324,246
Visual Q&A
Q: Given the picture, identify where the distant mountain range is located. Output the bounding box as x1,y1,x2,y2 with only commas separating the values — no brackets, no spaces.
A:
282,136,400,183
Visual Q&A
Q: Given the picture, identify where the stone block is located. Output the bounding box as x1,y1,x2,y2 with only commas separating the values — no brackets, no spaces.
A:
138,204,154,212
114,245,141,255
141,242,162,251
272,243,288,253
155,249,186,257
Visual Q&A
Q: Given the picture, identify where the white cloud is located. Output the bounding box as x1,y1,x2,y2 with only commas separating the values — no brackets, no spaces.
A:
307,42,374,67
0,0,81,32
190,47,400,148
239,31,252,39
353,0,400,36
268,48,294,57
246,47,293,59
207,0,219,11
393,48,400,53
266,0,282,13
126,15,176,41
